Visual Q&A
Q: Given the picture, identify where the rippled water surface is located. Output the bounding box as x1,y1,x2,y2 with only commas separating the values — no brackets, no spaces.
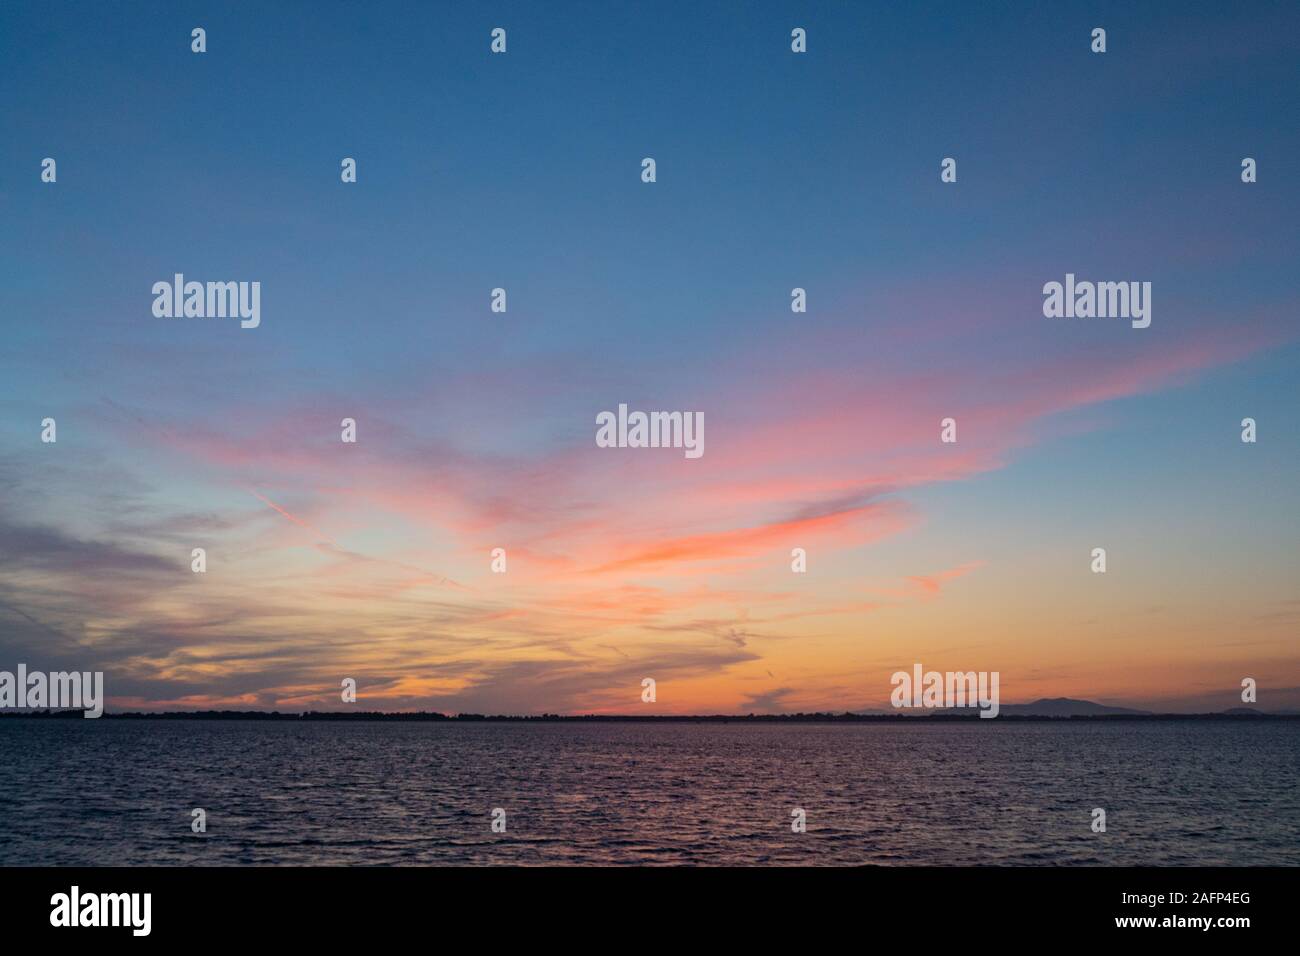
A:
1,720,1296,865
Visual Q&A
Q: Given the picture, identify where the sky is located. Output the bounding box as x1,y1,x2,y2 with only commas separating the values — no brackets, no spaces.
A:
1,1,1298,714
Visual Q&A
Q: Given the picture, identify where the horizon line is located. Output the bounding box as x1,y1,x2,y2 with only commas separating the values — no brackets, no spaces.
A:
4,709,1296,722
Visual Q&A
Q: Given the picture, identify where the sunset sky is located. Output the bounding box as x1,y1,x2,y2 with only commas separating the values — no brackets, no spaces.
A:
2,1,1298,714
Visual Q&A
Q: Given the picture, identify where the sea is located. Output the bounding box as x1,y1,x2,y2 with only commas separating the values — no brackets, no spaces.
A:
1,719,1296,866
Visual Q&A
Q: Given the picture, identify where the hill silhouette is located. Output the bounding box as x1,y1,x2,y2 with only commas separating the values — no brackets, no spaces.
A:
2,697,1295,721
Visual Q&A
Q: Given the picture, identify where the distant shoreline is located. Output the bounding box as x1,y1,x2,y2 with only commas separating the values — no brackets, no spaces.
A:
2,710,1297,722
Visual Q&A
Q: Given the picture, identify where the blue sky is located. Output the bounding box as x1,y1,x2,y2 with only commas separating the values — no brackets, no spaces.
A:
1,1,1297,713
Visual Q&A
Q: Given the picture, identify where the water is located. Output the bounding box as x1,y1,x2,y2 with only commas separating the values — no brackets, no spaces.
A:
1,719,1296,865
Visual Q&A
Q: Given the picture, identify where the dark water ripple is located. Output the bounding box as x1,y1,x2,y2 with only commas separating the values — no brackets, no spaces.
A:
0,720,1296,865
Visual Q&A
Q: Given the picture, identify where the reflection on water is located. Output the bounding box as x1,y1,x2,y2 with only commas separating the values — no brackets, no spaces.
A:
1,720,1296,865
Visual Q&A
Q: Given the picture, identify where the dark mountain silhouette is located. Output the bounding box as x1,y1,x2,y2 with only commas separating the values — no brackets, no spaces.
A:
997,697,1150,716
4,698,1297,720
888,696,1151,717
